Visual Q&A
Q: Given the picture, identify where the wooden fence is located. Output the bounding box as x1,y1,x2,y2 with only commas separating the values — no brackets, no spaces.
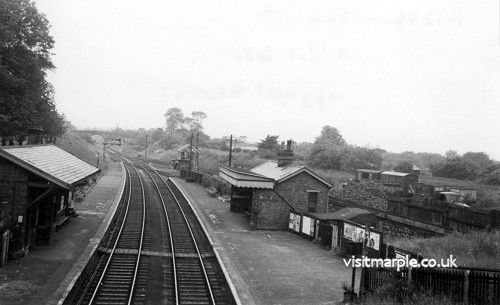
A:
330,195,492,233
363,266,500,304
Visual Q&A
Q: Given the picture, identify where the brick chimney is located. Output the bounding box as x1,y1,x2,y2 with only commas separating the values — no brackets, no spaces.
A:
277,139,294,167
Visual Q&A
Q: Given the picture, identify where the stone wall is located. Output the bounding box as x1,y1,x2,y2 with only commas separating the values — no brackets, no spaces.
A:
276,171,329,213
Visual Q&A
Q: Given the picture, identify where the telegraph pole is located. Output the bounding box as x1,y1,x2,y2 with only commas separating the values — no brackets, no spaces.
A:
144,134,148,159
228,134,233,167
189,131,194,172
195,132,199,173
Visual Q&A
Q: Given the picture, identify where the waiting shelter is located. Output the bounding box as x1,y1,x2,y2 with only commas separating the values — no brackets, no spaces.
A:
0,145,99,261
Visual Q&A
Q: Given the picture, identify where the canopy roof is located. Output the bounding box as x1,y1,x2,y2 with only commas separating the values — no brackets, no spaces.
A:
308,207,373,221
219,165,274,189
0,145,100,189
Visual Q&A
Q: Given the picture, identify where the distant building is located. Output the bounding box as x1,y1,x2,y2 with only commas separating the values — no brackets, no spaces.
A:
355,169,382,181
173,144,199,172
412,165,421,176
355,168,419,194
219,140,332,230
0,145,99,260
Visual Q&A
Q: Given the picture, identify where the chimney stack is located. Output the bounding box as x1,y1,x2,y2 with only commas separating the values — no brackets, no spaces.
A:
277,139,294,167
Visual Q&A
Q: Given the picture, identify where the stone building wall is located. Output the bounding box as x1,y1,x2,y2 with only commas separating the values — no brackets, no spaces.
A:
252,189,289,230
275,171,329,213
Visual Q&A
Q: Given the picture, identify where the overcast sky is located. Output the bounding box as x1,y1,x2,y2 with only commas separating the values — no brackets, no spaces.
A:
35,0,500,159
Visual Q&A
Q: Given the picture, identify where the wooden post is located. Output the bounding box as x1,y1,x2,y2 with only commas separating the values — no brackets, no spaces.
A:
351,266,356,293
228,135,233,167
359,225,369,300
145,134,148,159
408,267,412,284
463,270,470,305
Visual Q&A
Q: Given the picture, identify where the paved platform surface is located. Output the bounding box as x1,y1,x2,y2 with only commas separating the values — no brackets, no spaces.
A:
0,158,124,305
173,178,352,305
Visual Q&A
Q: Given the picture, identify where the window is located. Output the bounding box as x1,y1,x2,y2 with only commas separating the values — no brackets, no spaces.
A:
307,191,319,212
361,172,369,179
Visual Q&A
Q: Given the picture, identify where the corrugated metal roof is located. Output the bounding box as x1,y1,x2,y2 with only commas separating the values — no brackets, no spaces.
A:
381,171,412,177
309,207,373,220
0,145,100,189
356,169,382,174
250,161,332,187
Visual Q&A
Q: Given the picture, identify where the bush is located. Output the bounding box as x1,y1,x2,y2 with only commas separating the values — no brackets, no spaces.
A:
483,169,500,185
362,274,453,305
387,230,500,269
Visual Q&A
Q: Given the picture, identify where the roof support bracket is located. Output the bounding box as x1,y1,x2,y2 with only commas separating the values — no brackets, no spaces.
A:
29,187,55,207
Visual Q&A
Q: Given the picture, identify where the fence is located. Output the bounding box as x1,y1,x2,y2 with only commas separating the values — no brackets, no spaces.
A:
362,266,500,304
330,195,492,233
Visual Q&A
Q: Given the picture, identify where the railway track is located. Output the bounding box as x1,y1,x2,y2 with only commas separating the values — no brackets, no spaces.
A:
64,152,236,305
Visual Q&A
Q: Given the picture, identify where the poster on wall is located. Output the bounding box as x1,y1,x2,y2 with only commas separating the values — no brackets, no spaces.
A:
366,231,380,251
355,227,366,242
301,216,315,237
288,213,301,233
343,223,355,241
343,222,366,242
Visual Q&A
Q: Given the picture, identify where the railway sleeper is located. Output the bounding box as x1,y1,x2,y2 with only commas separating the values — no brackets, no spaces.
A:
96,246,215,258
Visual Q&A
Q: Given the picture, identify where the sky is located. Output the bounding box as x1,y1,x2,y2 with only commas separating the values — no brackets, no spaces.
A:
35,0,500,159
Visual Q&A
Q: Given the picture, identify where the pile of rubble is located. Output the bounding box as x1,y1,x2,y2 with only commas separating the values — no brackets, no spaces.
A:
330,181,389,211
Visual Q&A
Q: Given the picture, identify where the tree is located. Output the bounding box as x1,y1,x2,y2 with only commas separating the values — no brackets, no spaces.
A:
394,161,414,173
164,107,185,133
445,150,459,159
0,0,65,140
314,125,346,147
340,145,383,172
462,152,492,175
308,125,346,169
258,135,279,150
187,111,207,131
429,158,477,180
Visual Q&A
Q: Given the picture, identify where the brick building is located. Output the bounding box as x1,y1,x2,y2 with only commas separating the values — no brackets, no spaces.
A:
0,145,99,261
219,140,332,230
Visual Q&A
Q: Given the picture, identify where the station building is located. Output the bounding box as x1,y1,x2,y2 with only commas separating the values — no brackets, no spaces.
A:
219,140,332,230
0,144,99,261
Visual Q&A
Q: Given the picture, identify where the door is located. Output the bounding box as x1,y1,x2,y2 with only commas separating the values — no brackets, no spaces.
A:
307,191,319,212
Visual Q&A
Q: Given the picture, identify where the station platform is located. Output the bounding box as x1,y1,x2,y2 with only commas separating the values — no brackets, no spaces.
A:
0,158,125,305
172,177,352,305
